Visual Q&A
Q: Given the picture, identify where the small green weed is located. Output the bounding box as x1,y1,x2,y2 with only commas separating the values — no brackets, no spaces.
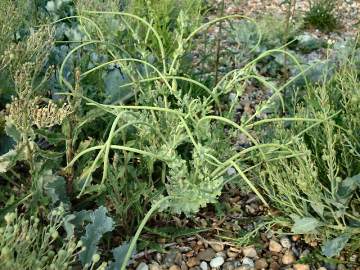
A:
304,0,339,32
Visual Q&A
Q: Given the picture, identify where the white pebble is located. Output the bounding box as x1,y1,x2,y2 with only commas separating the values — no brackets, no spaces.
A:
210,256,225,268
280,237,292,249
136,262,149,270
200,261,208,270
242,257,254,267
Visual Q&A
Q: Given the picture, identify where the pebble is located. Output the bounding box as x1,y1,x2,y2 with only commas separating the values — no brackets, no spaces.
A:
169,265,181,270
155,253,162,263
242,246,258,258
300,249,310,258
282,251,296,265
291,246,300,257
197,249,216,262
180,247,193,253
324,263,337,270
164,251,181,266
291,235,300,242
269,240,283,253
187,257,200,268
337,264,346,270
255,258,268,269
227,249,239,258
269,262,280,270
136,262,149,270
210,256,225,268
199,261,208,270
210,242,224,252
149,263,161,270
266,230,274,239
350,254,358,262
318,268,327,270
235,267,251,270
280,237,292,249
223,261,236,270
242,257,255,268
245,204,257,215
186,251,195,258
294,264,310,270
181,261,188,270
215,251,227,258
175,253,183,265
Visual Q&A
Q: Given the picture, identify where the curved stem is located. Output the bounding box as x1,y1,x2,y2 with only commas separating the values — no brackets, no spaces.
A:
121,196,169,270
81,10,167,73
230,161,269,207
81,58,173,93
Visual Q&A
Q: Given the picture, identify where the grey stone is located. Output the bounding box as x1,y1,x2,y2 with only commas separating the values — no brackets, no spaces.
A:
324,263,337,270
337,264,346,270
197,249,216,262
215,251,226,258
223,261,236,270
242,257,254,268
164,250,181,267
149,262,161,270
181,261,188,270
155,253,162,263
234,267,251,270
209,256,225,268
136,262,149,270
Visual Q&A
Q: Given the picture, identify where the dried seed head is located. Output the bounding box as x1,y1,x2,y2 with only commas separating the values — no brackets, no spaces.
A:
6,96,72,131
33,101,72,129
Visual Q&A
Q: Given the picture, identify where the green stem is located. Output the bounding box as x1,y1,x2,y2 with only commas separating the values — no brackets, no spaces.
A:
230,161,269,208
214,0,225,85
121,197,169,270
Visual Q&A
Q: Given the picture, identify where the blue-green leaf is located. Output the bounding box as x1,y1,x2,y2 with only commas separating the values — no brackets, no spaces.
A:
79,206,114,266
322,234,350,257
63,210,92,238
103,69,133,104
291,217,321,234
337,174,360,204
43,171,70,206
107,242,135,270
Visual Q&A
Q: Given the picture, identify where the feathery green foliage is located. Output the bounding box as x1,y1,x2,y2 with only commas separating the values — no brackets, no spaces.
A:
256,59,360,256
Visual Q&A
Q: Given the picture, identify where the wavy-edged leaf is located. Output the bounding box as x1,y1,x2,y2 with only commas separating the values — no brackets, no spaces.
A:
63,210,92,238
337,174,360,204
5,120,21,142
322,234,350,257
0,147,26,173
43,171,69,206
79,206,114,266
107,242,135,270
103,68,133,104
292,217,321,234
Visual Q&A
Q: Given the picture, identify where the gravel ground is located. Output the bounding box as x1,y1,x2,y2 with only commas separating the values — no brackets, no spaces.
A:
129,2,360,270
129,191,360,270
219,0,359,38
